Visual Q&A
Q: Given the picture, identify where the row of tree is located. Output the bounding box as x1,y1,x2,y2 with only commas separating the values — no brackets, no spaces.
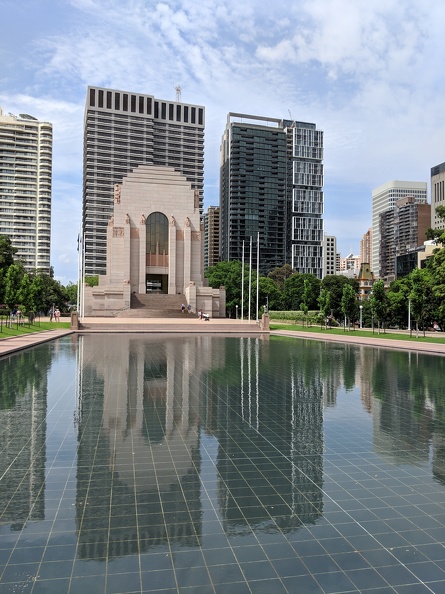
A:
205,208,445,333
0,235,77,315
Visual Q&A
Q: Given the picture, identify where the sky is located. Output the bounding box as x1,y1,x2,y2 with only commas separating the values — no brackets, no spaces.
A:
1,0,444,284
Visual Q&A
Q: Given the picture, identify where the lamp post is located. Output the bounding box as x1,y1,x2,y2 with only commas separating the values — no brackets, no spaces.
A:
236,304,238,320
359,304,363,329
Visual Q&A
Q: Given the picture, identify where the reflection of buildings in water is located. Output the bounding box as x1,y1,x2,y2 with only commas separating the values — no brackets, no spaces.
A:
368,350,433,465
0,352,47,530
75,335,214,559
210,338,324,534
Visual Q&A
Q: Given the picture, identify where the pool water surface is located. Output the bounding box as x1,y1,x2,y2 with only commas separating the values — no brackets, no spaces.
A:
1,334,445,593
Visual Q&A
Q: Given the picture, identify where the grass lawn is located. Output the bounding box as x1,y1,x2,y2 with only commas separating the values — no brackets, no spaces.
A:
270,323,445,344
0,321,71,340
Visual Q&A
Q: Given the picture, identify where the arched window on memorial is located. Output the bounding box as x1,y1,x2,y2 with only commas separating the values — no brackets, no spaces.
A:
146,212,168,266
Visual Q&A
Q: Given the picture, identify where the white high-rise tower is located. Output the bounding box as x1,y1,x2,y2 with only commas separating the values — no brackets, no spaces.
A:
0,108,52,271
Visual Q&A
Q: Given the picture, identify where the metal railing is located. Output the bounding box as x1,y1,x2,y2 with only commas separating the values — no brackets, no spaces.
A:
0,310,41,333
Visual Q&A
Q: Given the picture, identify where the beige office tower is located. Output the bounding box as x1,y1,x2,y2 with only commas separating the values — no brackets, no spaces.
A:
322,234,337,277
203,206,220,270
431,162,445,231
371,180,427,278
83,87,205,275
0,107,52,271
360,228,372,269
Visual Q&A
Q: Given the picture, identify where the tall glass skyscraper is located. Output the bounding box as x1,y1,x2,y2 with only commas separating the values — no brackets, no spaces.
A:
220,113,323,277
0,108,52,272
83,87,205,275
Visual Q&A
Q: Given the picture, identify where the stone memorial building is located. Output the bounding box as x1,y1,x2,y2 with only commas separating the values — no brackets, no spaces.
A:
83,165,225,317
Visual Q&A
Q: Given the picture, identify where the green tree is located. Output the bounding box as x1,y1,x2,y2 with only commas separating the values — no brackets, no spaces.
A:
4,264,25,308
341,283,357,330
267,264,294,292
370,279,388,334
65,281,78,305
387,278,411,329
85,275,99,287
0,235,17,272
318,288,331,328
409,268,434,337
206,260,246,317
321,275,359,320
17,273,33,313
283,273,320,311
254,276,282,313
299,279,311,326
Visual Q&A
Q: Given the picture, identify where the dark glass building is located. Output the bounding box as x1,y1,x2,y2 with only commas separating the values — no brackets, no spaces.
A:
220,113,323,276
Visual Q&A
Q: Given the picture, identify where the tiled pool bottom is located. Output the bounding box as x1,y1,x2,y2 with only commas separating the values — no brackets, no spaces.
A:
1,335,445,594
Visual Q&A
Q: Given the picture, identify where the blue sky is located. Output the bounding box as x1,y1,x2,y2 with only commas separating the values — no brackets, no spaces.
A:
1,0,444,283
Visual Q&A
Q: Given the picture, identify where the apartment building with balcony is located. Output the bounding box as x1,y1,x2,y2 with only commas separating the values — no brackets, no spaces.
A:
0,107,52,272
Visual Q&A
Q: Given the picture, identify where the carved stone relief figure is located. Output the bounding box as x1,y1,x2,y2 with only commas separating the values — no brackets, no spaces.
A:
140,214,146,224
114,184,121,203
108,215,114,226
170,215,176,226
194,189,200,209
184,217,191,228
125,213,130,224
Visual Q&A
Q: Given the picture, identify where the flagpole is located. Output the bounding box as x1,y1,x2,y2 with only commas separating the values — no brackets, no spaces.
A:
248,236,252,321
256,232,259,322
241,241,244,322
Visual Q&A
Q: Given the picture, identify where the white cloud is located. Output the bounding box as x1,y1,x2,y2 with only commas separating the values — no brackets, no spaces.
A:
2,0,444,279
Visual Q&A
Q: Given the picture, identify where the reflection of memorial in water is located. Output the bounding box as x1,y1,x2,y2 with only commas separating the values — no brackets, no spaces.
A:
208,338,324,534
75,335,209,559
0,350,48,530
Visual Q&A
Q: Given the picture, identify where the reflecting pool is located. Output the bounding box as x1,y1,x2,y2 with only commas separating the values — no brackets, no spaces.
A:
1,334,445,593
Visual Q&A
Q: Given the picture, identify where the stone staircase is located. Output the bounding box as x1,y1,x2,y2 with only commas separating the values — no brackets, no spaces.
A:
116,293,196,318
77,320,264,334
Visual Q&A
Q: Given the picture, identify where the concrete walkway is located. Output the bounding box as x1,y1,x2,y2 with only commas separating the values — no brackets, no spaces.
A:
2,318,445,358
0,328,74,358
271,328,445,356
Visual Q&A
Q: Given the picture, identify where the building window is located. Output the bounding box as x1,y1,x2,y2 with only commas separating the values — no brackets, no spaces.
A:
138,96,144,114
146,212,169,255
176,105,181,121
198,108,203,125
191,107,196,124
123,94,128,111
147,97,152,115
98,90,104,108
184,106,188,122
89,88,96,107
154,101,159,118
115,93,120,110
131,95,136,113
161,103,166,119
106,91,112,109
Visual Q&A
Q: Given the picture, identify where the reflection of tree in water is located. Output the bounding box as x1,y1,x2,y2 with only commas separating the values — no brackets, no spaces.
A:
0,345,52,530
369,349,442,468
0,345,52,410
342,344,356,391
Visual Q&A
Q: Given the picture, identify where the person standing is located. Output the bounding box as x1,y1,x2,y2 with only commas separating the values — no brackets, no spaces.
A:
181,303,185,314
54,308,60,322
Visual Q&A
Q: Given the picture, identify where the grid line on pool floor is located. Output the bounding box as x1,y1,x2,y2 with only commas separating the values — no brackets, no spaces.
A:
1,335,445,593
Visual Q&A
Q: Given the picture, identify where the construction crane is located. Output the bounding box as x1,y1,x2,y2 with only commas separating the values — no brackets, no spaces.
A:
288,110,296,127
